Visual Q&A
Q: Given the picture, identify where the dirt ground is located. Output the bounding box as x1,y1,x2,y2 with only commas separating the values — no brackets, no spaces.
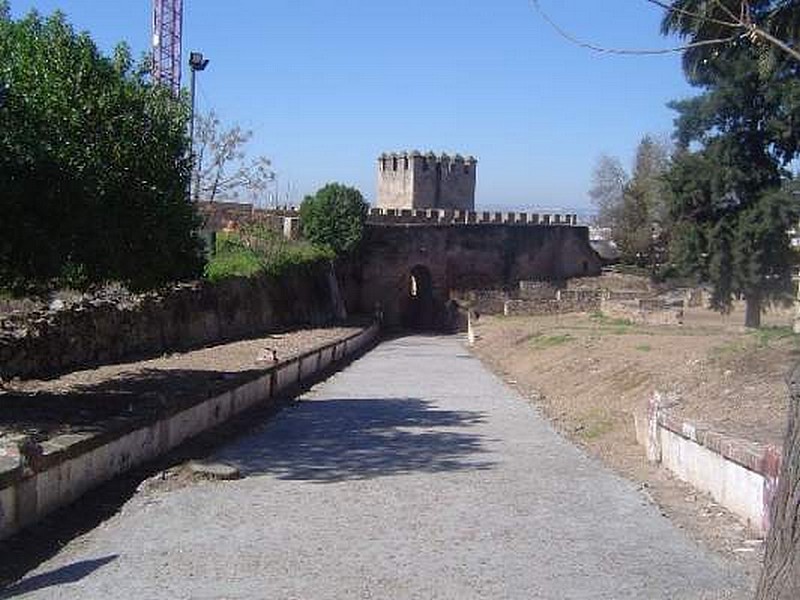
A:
470,301,798,579
0,325,363,445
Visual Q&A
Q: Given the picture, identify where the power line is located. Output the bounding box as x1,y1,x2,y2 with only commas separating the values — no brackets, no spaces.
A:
529,0,744,56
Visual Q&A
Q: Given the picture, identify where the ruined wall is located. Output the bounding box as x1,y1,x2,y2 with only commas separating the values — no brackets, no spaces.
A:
600,297,684,326
197,201,299,239
453,287,603,318
0,263,342,381
359,223,602,328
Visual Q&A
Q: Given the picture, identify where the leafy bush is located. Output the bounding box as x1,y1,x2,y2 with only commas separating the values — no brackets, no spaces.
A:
299,183,368,255
205,224,334,282
0,4,204,293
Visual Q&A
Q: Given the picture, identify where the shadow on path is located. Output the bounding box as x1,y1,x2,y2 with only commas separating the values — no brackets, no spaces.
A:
0,555,117,599
217,397,495,482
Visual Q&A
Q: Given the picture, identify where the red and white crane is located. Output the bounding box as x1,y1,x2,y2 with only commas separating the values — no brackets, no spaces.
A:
152,0,183,95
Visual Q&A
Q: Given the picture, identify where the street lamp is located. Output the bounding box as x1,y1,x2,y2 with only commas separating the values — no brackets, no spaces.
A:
188,51,209,201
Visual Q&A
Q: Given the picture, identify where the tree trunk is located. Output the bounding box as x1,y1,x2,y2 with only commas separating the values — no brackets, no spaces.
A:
755,365,800,600
745,292,762,328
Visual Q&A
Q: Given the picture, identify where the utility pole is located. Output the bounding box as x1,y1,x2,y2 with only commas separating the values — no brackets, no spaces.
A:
188,51,209,201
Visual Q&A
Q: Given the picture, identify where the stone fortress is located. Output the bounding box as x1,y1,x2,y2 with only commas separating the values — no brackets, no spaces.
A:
198,151,602,330
377,151,477,211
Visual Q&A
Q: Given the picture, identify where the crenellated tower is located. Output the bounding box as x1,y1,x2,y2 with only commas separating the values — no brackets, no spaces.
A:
377,151,477,211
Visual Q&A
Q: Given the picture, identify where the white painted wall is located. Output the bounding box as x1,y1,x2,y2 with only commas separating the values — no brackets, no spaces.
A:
0,325,379,541
659,427,765,532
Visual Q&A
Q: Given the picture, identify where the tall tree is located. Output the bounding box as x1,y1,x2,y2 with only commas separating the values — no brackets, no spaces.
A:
588,136,672,267
663,7,800,328
661,1,800,72
589,154,627,228
0,4,203,292
662,5,800,598
757,364,800,600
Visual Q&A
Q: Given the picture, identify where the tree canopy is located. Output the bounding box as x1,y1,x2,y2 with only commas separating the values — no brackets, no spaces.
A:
662,2,800,327
299,184,368,256
0,4,203,292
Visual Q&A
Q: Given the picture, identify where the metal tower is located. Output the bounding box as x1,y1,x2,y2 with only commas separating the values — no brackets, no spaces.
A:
152,0,183,95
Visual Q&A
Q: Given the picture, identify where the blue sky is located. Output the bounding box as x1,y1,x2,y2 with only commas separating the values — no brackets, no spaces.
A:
9,1,696,210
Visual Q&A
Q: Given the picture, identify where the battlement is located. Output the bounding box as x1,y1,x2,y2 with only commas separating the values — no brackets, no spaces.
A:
367,207,580,226
376,150,477,211
377,151,478,172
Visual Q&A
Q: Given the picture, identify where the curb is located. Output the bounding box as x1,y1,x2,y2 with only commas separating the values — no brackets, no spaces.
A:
0,323,380,541
635,391,782,535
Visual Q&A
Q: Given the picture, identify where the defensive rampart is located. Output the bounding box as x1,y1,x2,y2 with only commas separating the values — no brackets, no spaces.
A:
368,207,579,226
359,220,602,328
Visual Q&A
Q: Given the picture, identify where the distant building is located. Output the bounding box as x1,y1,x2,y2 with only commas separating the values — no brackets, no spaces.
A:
376,151,477,211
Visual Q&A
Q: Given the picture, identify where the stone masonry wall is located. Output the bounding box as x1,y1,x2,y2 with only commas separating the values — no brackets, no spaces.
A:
0,263,342,381
376,152,476,211
359,223,602,328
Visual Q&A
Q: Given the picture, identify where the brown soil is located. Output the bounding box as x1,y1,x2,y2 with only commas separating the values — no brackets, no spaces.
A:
0,325,363,445
470,302,798,578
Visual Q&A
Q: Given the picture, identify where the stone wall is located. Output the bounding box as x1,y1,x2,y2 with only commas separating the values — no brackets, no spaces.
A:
454,287,603,318
197,201,299,239
504,290,603,317
0,263,343,381
376,152,476,211
359,223,602,329
600,297,684,326
454,290,509,316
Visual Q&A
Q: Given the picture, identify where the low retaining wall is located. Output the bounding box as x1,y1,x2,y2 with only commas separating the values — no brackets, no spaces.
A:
454,287,602,318
504,289,603,317
0,324,379,541
601,297,684,326
0,264,343,381
635,392,782,535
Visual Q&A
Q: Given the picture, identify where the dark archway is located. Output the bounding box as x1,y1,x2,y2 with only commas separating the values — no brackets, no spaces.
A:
403,265,436,330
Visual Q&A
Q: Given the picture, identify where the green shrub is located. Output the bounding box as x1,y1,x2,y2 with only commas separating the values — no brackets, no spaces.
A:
0,4,203,293
299,183,368,255
205,224,333,282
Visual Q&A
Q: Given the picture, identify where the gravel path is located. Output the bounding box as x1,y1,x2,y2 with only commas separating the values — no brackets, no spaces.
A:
3,336,748,599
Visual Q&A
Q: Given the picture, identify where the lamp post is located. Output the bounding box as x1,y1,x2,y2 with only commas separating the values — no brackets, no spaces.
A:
188,51,209,201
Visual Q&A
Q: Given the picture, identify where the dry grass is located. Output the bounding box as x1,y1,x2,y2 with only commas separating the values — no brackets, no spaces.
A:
470,302,797,569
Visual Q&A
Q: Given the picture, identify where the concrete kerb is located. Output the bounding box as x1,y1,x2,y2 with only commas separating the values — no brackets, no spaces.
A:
0,323,380,541
635,391,783,535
